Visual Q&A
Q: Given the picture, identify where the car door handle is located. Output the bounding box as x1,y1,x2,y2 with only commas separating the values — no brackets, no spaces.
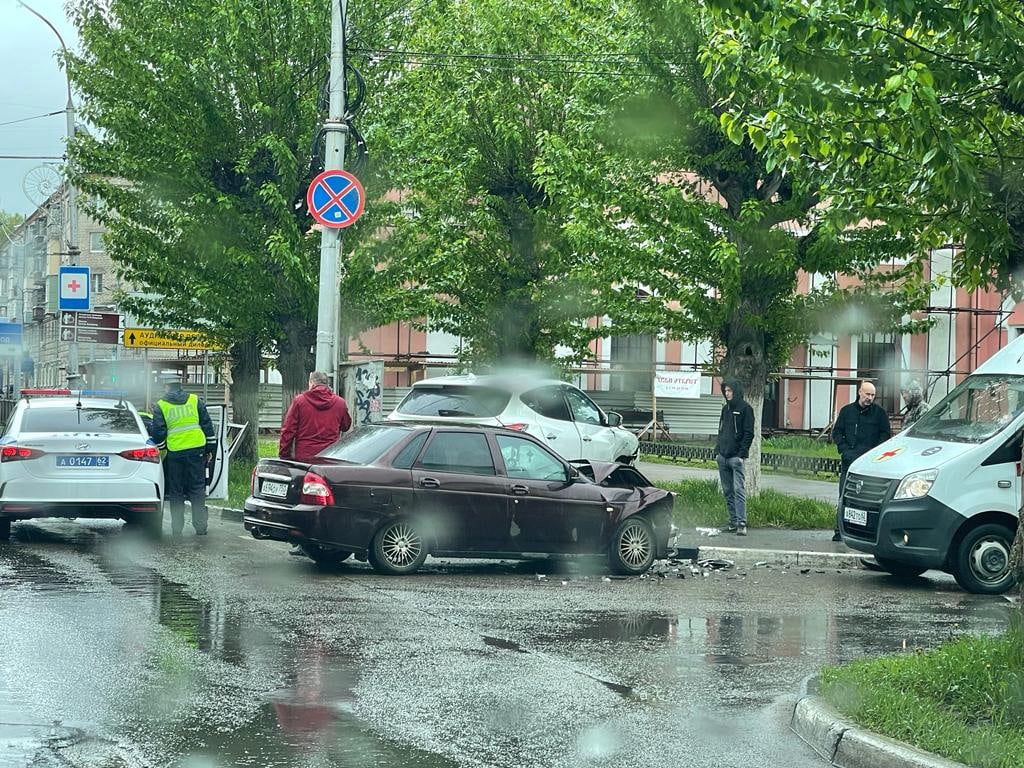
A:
419,477,440,488
581,436,592,442
510,484,529,495
545,434,557,440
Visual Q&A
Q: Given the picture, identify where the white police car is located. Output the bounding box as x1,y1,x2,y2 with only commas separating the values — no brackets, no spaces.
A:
0,392,164,540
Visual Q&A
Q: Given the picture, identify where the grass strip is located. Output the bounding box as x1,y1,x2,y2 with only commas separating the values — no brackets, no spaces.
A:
820,626,1024,768
658,479,835,529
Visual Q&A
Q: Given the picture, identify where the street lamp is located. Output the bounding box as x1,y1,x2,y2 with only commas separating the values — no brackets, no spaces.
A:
18,1,80,387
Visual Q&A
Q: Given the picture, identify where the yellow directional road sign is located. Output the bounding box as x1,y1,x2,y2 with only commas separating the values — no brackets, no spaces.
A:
123,328,222,350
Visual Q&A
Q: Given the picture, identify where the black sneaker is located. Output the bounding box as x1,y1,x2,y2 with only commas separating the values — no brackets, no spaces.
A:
737,525,747,536
724,524,738,533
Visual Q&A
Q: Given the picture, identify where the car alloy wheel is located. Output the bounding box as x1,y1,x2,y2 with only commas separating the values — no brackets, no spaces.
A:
609,517,655,575
371,520,427,575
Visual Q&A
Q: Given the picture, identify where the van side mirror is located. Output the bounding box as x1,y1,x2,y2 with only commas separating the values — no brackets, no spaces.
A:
606,411,622,428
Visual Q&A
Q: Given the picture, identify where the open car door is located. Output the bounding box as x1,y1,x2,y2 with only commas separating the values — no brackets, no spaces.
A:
205,404,229,499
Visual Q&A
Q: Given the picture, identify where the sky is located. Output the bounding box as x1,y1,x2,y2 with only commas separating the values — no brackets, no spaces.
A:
0,0,79,216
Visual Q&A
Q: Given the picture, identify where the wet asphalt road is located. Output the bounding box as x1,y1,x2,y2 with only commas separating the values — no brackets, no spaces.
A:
0,514,1013,768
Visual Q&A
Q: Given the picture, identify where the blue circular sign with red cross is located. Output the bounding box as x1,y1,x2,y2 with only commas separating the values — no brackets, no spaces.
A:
307,169,365,228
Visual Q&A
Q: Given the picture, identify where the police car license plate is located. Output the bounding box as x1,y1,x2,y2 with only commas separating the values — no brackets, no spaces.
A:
843,506,869,526
57,455,110,468
261,480,288,498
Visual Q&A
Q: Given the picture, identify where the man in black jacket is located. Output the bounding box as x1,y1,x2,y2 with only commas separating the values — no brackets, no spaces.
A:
832,380,891,541
716,379,756,536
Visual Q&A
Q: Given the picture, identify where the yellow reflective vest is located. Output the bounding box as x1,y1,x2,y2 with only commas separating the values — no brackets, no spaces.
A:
157,394,206,452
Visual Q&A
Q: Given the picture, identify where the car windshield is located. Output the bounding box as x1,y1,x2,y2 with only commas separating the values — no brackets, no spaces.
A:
318,425,413,464
395,385,511,418
19,406,141,434
907,374,1024,444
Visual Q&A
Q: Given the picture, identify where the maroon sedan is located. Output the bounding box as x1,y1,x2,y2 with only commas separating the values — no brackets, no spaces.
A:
244,423,675,575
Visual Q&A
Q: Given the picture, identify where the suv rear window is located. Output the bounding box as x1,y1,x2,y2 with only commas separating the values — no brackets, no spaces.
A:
19,407,141,434
396,385,511,418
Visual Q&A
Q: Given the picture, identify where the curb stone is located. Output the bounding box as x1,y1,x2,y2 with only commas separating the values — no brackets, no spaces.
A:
791,696,967,768
697,546,863,570
211,505,243,522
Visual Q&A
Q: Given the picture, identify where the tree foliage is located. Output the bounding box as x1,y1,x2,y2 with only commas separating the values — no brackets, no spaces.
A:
350,0,640,363
703,0,1024,289
65,0,368,457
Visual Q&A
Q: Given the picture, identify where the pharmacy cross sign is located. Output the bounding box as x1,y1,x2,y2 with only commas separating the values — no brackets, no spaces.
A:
306,170,365,229
58,265,91,312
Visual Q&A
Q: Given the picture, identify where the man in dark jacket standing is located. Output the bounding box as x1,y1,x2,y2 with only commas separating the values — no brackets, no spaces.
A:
832,380,891,541
279,371,353,461
152,372,217,536
716,379,756,536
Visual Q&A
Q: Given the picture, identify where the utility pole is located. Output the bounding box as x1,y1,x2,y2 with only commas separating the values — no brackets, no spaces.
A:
20,2,80,386
314,0,349,383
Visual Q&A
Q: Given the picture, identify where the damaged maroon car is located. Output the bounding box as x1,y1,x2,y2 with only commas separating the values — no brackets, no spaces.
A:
244,422,676,575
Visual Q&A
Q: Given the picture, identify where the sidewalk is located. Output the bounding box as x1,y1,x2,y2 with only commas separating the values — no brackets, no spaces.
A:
635,461,863,568
636,460,839,504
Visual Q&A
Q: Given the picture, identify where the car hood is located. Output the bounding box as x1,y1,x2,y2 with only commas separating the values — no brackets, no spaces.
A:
570,459,674,513
848,435,981,479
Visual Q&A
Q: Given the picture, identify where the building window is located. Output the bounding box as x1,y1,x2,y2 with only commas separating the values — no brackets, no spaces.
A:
89,232,104,253
91,273,104,294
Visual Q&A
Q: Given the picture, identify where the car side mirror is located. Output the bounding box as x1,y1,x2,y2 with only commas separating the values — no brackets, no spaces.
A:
565,465,579,483
606,411,622,428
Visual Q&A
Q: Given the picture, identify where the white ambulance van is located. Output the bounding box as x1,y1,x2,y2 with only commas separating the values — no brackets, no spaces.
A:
840,335,1023,594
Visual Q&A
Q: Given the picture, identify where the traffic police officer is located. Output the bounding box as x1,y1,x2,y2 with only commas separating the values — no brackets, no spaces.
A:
151,371,216,536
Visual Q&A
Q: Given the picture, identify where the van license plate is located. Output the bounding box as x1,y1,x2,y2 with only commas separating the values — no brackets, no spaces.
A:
844,506,869,526
57,455,109,468
261,480,288,498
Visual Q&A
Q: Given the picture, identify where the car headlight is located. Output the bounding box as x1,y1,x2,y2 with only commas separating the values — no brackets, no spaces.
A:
893,469,938,500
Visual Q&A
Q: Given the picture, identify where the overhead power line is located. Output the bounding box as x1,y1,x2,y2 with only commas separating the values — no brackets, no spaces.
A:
0,154,63,160
0,109,64,128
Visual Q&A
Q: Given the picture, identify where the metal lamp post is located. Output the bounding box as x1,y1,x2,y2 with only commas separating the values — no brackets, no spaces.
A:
19,1,80,386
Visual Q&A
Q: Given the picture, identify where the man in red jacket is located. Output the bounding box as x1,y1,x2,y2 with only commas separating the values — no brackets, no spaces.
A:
279,371,353,460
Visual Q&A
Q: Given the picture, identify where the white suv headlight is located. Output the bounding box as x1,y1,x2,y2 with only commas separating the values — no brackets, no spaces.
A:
893,469,938,500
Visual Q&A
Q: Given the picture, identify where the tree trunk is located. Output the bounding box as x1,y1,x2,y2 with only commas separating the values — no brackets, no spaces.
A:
278,318,315,416
720,311,768,497
229,339,260,463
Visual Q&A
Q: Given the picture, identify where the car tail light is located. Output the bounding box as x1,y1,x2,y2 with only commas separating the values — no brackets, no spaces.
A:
251,466,259,495
301,472,334,505
0,445,43,462
503,423,528,431
119,447,161,463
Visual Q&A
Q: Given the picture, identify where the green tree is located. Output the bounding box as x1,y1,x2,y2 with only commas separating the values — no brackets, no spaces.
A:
0,211,24,238
350,0,638,363
703,0,1024,288
551,1,930,492
702,0,1024,589
66,0,335,460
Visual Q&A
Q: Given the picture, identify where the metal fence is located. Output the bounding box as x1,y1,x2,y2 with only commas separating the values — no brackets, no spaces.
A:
639,440,841,476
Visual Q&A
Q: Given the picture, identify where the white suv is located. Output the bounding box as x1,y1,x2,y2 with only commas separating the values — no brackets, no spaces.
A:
387,375,639,463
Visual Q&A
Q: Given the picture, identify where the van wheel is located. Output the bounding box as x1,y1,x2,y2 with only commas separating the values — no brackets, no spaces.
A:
0,518,10,542
951,523,1016,595
608,517,655,575
369,520,427,575
873,557,928,579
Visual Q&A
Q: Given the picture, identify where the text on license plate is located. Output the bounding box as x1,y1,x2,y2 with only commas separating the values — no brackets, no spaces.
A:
844,506,869,526
57,455,110,468
261,480,289,498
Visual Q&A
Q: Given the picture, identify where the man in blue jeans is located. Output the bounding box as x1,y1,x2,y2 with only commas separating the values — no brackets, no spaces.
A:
716,379,756,535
